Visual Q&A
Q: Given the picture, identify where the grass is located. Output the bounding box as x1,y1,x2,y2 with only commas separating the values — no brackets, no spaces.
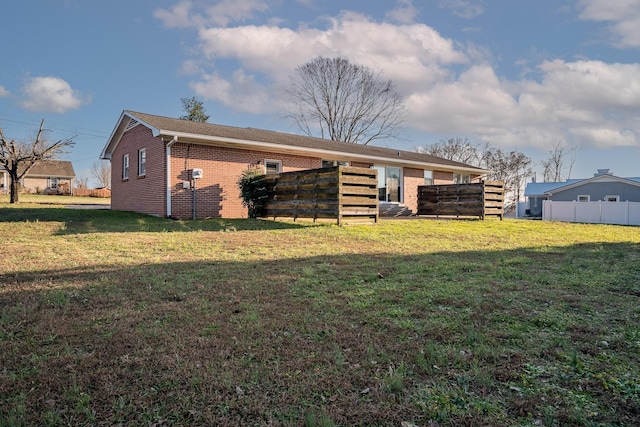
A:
0,194,111,205
0,196,639,426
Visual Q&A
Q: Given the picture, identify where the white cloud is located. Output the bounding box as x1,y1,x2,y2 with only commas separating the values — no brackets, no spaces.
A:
534,60,640,112
195,11,467,88
0,85,9,97
180,59,204,75
407,59,640,149
154,1,196,28
190,69,273,114
387,0,420,24
438,0,485,19
157,2,639,152
406,65,519,135
154,0,270,28
571,127,637,148
20,76,88,113
578,0,640,48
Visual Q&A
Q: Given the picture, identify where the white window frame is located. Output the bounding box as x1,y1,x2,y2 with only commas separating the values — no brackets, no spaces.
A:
49,177,59,189
604,195,620,202
265,159,282,175
322,160,350,167
453,173,470,184
424,170,433,186
123,154,129,180
577,195,590,202
138,148,146,177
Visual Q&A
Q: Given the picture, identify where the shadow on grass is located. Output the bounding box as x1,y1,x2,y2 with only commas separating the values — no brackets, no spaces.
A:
0,206,313,233
1,242,639,426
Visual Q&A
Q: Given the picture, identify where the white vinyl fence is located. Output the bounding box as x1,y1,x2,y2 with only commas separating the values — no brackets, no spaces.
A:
543,201,640,226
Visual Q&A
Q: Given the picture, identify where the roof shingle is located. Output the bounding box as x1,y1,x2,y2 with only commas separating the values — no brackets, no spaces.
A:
124,111,487,173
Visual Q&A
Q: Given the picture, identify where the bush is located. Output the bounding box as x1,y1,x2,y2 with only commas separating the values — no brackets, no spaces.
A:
237,168,268,218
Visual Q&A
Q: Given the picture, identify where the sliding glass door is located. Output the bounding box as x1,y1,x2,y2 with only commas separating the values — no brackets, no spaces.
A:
374,166,401,202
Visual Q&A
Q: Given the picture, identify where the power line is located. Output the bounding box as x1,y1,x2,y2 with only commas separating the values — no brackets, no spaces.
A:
0,115,110,139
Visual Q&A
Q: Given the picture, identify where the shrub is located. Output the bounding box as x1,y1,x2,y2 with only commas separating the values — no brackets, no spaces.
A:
237,167,268,218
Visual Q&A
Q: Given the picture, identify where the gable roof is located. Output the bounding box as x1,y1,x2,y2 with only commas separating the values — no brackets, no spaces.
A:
525,174,640,197
524,180,582,197
545,173,640,196
102,110,488,174
17,160,75,178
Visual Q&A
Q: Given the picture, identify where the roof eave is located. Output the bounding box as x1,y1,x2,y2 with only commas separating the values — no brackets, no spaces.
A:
26,174,75,179
156,129,489,174
544,174,640,195
101,111,161,159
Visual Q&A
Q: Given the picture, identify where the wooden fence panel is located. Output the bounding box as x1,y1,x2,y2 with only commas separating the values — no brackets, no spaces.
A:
417,181,504,219
73,188,111,198
262,166,378,225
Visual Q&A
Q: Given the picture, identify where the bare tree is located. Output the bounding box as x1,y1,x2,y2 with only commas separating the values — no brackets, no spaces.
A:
540,142,576,182
180,97,210,123
416,137,482,165
91,160,111,189
286,57,406,145
483,148,533,211
0,120,75,203
417,137,533,210
75,176,90,189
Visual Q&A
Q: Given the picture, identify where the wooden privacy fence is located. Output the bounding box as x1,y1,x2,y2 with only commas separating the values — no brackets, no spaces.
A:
261,166,379,225
73,188,111,198
417,181,504,219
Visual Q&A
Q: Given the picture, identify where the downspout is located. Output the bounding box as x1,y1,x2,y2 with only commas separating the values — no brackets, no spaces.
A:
166,135,178,217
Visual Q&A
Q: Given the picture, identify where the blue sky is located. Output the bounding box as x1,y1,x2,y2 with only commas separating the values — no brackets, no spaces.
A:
1,0,639,186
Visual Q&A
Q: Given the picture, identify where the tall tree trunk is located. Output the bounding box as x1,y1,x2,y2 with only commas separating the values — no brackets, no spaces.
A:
9,173,19,203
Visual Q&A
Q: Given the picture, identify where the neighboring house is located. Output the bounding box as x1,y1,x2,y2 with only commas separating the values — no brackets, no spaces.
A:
523,169,640,219
0,160,75,195
101,110,488,219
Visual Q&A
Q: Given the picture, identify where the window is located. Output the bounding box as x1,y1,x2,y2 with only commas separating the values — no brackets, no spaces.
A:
604,195,619,202
453,173,470,184
322,160,350,167
265,160,282,174
49,177,59,189
122,154,129,180
138,148,146,177
577,195,590,202
424,170,433,186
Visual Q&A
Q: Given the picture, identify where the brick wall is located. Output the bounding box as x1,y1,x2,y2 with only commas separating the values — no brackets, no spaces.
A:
169,143,322,219
110,125,471,219
402,167,425,213
434,170,453,184
111,126,166,216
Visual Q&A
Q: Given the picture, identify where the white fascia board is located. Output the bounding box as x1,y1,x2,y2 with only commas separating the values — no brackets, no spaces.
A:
158,130,488,174
101,111,161,159
101,111,128,159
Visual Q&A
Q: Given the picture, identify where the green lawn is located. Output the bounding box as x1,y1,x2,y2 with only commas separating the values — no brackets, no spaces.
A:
1,198,639,426
0,194,111,205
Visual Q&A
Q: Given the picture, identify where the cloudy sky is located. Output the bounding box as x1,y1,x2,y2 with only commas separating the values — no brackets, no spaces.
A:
1,0,639,184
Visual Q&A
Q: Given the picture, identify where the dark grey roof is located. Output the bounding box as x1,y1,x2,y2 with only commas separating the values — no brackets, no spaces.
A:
106,110,487,173
21,160,75,178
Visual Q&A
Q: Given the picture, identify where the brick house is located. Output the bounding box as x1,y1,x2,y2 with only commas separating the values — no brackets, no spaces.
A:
101,111,487,219
0,160,75,195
